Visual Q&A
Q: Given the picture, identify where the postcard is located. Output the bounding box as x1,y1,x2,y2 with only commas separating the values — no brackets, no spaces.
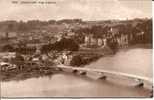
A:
0,0,153,98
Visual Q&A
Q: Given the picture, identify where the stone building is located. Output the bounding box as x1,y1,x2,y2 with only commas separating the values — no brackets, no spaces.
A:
98,38,103,46
116,34,129,47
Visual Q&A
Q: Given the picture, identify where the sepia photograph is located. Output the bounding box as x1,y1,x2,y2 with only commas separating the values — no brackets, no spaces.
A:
0,0,153,98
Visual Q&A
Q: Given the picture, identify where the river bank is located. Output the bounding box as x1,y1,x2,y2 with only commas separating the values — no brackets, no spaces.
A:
119,44,152,50
0,65,59,82
0,51,103,82
0,43,152,82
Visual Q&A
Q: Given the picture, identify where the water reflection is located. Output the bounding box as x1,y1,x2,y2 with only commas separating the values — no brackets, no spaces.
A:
1,73,151,97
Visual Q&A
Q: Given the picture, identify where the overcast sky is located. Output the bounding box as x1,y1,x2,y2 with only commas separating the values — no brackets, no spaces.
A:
0,0,152,21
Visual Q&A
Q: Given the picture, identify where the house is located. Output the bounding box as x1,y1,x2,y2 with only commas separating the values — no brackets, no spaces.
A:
84,34,105,47
97,38,103,46
116,34,128,47
90,37,98,46
84,35,91,46
110,27,120,36
0,32,17,39
102,38,107,47
54,33,64,41
0,32,6,38
66,32,75,38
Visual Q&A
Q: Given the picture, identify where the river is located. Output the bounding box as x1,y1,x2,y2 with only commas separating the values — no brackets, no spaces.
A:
1,48,153,97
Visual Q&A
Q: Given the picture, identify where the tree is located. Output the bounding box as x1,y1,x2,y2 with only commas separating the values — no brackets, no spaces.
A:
12,53,25,70
51,38,79,51
2,44,15,52
135,19,152,43
41,38,79,54
70,55,83,66
40,44,53,54
48,20,56,24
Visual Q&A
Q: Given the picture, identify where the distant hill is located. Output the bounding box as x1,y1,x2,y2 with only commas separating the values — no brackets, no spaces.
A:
0,18,151,35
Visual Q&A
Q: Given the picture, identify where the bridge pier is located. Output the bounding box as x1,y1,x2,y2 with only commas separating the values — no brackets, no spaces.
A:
72,69,78,73
98,72,107,80
98,76,107,80
134,79,144,87
56,65,152,88
56,67,63,71
72,70,87,75
79,71,87,75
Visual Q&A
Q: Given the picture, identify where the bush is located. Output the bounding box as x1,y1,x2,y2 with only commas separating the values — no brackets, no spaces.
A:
41,38,79,54
15,47,36,54
70,55,83,66
1,44,15,52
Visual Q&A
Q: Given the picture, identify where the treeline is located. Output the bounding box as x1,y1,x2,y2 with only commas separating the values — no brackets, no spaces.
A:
0,19,83,32
72,19,152,44
1,38,79,54
0,18,151,33
0,18,152,44
41,38,79,54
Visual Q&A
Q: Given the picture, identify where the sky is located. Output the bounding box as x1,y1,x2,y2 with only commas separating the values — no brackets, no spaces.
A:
0,0,152,21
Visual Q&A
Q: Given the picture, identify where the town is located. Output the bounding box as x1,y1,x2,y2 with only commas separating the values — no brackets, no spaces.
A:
0,18,152,81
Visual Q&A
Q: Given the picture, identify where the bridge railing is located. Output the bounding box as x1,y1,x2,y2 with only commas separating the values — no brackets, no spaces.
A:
57,64,153,87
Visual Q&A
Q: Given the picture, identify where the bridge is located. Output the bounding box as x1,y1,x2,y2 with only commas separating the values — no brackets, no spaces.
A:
0,60,153,88
56,64,153,87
